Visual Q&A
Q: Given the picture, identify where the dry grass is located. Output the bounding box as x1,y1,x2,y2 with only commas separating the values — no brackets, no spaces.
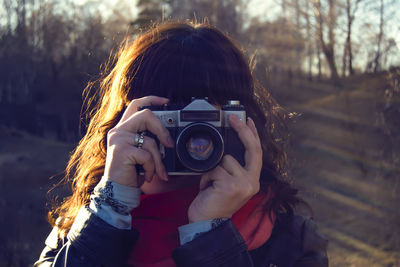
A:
0,126,74,266
285,72,400,267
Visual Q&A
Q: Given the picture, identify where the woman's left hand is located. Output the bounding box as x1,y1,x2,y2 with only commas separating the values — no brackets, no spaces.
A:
188,115,263,223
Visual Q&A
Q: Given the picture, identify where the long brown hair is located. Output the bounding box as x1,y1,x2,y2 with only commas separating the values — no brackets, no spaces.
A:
50,21,304,234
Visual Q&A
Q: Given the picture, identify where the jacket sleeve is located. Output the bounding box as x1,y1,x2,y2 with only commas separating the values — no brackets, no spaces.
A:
293,216,329,267
34,206,139,267
172,216,328,267
172,219,254,267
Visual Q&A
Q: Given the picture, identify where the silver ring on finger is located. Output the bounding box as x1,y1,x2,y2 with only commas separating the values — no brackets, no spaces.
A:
134,131,146,149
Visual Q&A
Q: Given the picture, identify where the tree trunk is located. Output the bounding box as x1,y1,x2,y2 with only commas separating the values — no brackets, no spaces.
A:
314,0,339,82
345,0,360,76
305,0,312,80
373,0,384,73
294,0,301,74
348,24,354,75
342,38,348,77
327,0,339,81
316,38,322,80
322,43,339,81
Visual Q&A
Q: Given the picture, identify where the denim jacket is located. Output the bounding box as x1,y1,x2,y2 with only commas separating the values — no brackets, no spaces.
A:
34,207,328,267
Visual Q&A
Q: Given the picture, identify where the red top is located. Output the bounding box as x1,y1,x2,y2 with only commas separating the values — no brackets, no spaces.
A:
129,185,275,267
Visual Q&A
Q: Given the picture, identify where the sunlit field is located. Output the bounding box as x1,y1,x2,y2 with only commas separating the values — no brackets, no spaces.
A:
284,72,400,266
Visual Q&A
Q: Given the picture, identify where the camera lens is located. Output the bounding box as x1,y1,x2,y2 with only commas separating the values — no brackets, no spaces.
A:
176,122,224,172
186,133,214,160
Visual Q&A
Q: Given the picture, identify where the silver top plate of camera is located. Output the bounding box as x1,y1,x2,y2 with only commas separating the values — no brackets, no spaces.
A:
154,99,245,128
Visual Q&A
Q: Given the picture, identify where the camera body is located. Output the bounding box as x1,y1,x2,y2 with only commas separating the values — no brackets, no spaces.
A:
141,98,246,175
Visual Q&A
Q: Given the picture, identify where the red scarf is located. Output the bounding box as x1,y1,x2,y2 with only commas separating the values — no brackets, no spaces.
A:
128,186,275,267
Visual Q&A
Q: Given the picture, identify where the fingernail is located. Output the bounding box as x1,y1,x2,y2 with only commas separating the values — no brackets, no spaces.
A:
163,171,169,181
248,117,255,126
146,174,152,182
160,168,167,180
167,136,174,147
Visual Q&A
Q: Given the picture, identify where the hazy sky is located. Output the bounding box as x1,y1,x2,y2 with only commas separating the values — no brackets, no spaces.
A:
72,0,273,20
0,0,397,66
70,0,399,66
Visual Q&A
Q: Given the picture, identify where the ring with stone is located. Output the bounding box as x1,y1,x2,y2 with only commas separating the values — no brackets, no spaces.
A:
135,132,146,149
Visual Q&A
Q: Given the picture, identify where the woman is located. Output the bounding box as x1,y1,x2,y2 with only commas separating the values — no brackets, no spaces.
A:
35,21,328,266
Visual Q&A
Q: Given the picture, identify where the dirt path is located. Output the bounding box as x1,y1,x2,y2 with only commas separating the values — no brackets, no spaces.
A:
284,75,400,266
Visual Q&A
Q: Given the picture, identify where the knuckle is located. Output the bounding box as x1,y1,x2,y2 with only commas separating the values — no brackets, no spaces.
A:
125,100,138,113
107,129,120,144
107,128,117,137
233,176,258,197
242,182,255,196
223,154,234,162
129,99,138,105
222,155,231,166
141,108,153,118
213,166,223,175
130,98,141,107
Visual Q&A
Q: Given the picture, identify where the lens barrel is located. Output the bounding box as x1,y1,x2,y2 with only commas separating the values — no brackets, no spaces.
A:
176,122,224,172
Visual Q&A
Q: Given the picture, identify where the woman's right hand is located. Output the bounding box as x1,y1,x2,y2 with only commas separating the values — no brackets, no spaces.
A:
103,96,174,188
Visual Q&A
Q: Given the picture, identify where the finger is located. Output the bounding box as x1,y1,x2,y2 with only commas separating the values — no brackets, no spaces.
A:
200,166,232,188
247,117,261,150
247,117,260,141
220,154,242,176
199,166,230,190
129,146,156,182
117,109,174,148
120,96,169,123
141,136,168,181
112,131,168,181
229,114,262,174
199,172,212,191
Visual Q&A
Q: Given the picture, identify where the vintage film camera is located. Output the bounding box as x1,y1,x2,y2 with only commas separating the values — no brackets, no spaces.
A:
140,98,246,175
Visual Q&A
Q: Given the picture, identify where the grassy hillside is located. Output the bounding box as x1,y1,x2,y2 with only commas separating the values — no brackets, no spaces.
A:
282,72,400,266
0,126,74,266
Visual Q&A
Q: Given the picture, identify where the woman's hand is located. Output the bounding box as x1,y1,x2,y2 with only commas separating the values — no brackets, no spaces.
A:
103,96,174,188
188,115,263,222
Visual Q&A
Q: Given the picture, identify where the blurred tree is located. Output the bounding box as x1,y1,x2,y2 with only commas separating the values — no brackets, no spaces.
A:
372,0,384,73
245,17,305,92
313,0,340,82
0,0,399,141
362,0,398,73
342,0,362,76
303,0,313,80
168,0,244,38
247,18,305,71
131,0,164,32
0,0,129,141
